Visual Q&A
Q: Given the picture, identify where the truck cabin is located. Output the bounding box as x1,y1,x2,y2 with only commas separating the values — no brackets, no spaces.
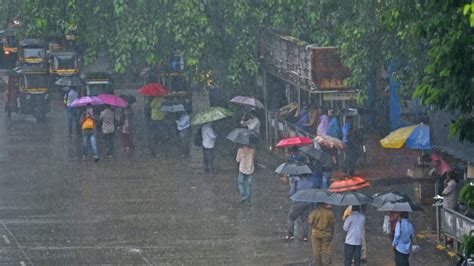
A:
49,51,78,76
18,39,46,65
81,72,114,96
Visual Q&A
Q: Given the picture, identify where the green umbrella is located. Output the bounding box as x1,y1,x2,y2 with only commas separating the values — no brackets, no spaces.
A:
191,107,233,125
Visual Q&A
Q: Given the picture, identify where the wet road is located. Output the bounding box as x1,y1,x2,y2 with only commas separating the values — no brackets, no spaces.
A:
0,90,453,265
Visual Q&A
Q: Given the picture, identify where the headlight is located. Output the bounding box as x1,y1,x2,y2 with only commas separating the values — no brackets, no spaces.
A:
25,94,31,100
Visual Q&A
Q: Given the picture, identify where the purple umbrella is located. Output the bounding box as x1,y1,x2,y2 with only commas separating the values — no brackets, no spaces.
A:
230,96,264,109
70,96,103,107
97,94,127,108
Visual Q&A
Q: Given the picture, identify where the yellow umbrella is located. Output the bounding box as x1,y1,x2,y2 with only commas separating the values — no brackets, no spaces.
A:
380,125,417,148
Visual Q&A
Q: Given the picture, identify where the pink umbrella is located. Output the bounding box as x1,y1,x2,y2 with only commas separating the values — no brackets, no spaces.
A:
97,94,127,108
70,96,103,107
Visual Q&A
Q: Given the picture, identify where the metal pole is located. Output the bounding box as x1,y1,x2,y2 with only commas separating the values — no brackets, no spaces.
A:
263,70,269,146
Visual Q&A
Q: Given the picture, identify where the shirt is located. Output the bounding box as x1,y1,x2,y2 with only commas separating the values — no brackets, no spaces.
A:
150,97,166,121
176,113,190,131
100,108,115,134
442,179,457,209
201,123,216,149
236,146,256,175
65,89,78,107
241,117,261,134
392,219,414,254
343,211,365,246
308,206,335,237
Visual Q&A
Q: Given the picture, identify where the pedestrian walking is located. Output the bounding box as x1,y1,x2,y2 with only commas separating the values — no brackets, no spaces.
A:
392,212,414,266
282,174,313,241
80,104,99,162
235,145,256,205
343,205,365,266
64,87,79,136
99,105,115,157
309,203,335,266
343,116,362,176
149,96,166,157
119,105,134,151
176,111,190,158
240,109,261,134
201,122,216,173
343,205,367,263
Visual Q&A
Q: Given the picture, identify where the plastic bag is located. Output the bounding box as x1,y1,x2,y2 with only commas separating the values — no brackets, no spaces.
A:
383,215,390,235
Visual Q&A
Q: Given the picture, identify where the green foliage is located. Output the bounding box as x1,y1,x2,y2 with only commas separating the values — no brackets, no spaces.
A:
460,183,474,210
461,230,474,259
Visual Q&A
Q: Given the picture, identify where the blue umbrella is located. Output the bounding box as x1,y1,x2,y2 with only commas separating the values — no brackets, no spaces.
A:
405,124,430,149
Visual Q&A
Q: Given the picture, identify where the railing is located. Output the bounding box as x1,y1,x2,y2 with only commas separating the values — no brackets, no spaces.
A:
266,110,315,147
440,207,474,251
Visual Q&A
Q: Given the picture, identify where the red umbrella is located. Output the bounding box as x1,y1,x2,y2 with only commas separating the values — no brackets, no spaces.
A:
276,136,313,148
139,83,169,96
328,176,370,192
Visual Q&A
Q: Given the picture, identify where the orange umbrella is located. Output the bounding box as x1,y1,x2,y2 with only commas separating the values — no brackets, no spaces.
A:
328,176,370,192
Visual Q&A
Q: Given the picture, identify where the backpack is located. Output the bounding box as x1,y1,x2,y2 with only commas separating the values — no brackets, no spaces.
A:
82,113,95,130
194,127,202,147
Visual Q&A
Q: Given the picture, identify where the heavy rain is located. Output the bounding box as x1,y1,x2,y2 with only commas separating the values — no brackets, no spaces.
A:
0,1,473,265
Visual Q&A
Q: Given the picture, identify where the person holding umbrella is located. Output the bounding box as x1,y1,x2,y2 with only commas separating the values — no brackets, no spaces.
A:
240,109,261,134
176,110,190,158
343,205,366,266
64,86,79,136
202,122,217,174
99,104,115,158
309,203,335,265
80,104,100,162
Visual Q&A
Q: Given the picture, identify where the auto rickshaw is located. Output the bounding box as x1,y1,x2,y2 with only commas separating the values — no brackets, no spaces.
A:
49,51,79,76
17,39,47,67
80,72,114,96
2,27,18,66
4,66,51,122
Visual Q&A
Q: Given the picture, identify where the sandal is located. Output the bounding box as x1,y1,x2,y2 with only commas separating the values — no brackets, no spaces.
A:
281,235,294,241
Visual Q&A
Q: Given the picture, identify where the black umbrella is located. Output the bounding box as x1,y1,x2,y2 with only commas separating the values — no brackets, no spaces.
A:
377,200,424,212
326,191,372,206
226,128,260,147
55,76,82,87
290,189,331,203
299,146,332,166
371,191,411,208
275,163,312,175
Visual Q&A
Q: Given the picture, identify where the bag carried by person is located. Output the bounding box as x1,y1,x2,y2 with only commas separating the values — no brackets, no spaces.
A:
82,113,95,130
193,127,202,147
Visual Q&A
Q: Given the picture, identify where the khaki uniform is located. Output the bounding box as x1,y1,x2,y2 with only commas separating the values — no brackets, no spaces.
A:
309,206,335,266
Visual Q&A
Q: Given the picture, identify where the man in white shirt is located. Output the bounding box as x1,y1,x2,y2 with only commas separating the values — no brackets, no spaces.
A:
64,87,79,136
343,205,366,266
201,122,216,173
240,110,260,134
176,111,190,158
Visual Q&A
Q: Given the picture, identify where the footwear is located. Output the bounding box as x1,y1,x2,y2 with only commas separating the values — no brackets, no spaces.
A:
240,198,247,204
301,236,308,242
94,157,100,163
281,235,294,241
361,258,367,263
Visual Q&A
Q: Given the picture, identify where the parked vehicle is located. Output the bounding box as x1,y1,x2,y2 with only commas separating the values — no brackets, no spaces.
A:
49,51,79,77
4,66,51,122
17,39,47,67
80,72,114,96
2,27,18,67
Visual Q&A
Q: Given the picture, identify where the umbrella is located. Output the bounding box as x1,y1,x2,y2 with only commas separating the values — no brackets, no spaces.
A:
120,94,137,105
380,123,430,149
276,136,313,148
290,189,331,203
275,163,312,175
230,96,264,109
328,176,370,192
377,200,424,212
160,104,186,112
314,135,345,150
191,107,233,125
372,191,411,208
326,191,373,206
139,83,169,96
97,94,127,108
70,96,103,107
226,128,260,147
299,146,332,166
55,76,82,87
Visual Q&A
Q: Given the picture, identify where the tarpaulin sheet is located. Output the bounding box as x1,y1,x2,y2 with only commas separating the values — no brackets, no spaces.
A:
380,124,430,149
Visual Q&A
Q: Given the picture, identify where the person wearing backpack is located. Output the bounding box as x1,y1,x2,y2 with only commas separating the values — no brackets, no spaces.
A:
392,212,414,266
80,104,99,162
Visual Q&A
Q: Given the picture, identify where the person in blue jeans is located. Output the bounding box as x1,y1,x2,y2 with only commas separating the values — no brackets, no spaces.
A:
235,145,256,205
64,87,79,136
80,105,99,162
